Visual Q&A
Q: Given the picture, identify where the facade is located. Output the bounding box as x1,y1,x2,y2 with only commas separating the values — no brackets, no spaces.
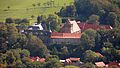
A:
51,32,81,44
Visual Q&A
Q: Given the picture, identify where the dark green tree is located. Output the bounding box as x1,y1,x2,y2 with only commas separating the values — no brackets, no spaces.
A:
106,12,118,27
25,34,48,57
80,62,96,68
86,14,100,24
44,58,63,68
5,18,15,24
84,50,99,62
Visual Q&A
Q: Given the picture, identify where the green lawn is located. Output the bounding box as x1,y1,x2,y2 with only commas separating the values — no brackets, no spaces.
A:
0,0,74,22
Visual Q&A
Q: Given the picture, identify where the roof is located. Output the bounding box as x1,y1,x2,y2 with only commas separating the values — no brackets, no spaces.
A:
77,22,112,31
60,60,65,63
107,62,120,67
69,58,80,61
68,20,81,33
51,32,81,39
95,62,105,67
30,56,45,62
28,23,43,30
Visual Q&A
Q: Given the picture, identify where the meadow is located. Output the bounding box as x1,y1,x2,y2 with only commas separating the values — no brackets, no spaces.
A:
0,0,73,22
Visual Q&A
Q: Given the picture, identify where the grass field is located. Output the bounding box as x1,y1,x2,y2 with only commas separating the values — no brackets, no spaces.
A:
0,0,74,22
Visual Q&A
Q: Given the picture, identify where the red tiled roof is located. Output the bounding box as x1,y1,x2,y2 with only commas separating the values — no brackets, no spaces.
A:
95,62,105,67
77,23,112,31
51,32,81,38
69,58,80,61
30,56,45,62
65,58,80,63
108,62,120,67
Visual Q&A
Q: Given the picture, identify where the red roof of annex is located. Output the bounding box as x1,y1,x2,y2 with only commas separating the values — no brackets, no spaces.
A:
51,32,81,39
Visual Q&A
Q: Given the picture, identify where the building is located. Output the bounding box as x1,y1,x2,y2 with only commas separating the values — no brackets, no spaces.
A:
60,19,112,32
30,56,45,62
51,32,81,44
51,19,81,44
77,22,113,31
64,58,82,67
95,62,106,67
60,19,81,33
106,62,120,67
28,23,44,30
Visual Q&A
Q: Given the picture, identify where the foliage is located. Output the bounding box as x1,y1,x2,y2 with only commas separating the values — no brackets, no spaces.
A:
43,58,63,68
80,29,97,50
25,34,49,57
37,14,62,32
86,14,100,24
65,65,78,68
84,50,99,62
80,62,96,68
58,0,120,27
5,18,15,24
57,5,76,17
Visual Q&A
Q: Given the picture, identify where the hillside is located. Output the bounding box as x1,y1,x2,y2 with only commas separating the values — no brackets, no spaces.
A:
0,0,74,22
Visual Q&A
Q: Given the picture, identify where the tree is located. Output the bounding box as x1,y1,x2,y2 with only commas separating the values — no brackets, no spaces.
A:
50,0,55,7
14,18,21,25
7,24,19,49
37,3,41,7
86,14,100,24
46,14,61,31
106,12,117,27
80,62,96,68
37,16,42,24
7,6,10,10
32,4,36,9
65,65,78,68
80,29,97,50
46,1,51,7
46,55,59,61
20,49,30,58
84,50,99,62
61,46,69,58
6,50,16,65
25,34,48,57
19,18,30,29
43,3,47,7
31,15,35,19
15,60,26,68
5,18,15,24
58,5,76,17
43,58,63,68
61,46,69,55
115,50,120,62
0,23,8,52
75,0,111,17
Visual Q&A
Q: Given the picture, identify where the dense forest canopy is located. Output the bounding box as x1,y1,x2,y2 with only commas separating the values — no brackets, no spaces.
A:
58,0,120,27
